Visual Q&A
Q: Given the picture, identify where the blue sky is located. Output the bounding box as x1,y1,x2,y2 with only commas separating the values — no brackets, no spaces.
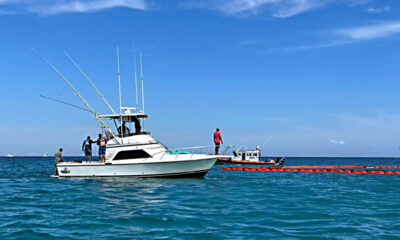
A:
1,0,400,156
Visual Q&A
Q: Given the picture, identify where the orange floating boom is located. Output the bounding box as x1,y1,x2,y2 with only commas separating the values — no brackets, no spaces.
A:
220,166,400,175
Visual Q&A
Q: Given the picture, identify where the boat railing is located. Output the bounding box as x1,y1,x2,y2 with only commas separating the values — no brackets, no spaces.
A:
152,146,214,160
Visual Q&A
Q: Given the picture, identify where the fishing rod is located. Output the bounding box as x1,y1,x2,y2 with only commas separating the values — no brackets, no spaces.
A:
40,95,91,113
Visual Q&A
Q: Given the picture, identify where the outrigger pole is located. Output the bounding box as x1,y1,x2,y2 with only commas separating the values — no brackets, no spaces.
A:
32,49,121,145
117,46,124,142
63,51,117,115
132,39,139,109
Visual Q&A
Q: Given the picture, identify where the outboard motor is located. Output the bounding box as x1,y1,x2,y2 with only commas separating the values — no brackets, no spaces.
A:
276,157,285,165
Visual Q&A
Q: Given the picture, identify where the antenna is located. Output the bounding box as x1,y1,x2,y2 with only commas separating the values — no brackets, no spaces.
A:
32,49,120,145
63,51,117,114
140,52,145,113
117,46,122,115
132,39,139,109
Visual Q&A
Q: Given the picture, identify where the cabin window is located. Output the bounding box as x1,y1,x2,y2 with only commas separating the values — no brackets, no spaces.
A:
254,153,258,157
113,150,151,160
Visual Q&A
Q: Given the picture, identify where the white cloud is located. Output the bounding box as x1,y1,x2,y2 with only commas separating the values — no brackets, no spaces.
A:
0,0,147,15
329,139,345,145
30,0,146,14
272,0,326,18
367,6,390,13
184,0,370,18
336,21,400,40
0,0,22,4
284,20,400,51
218,0,280,14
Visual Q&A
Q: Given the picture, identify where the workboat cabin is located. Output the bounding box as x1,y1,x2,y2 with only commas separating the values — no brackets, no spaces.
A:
218,145,284,165
232,146,261,162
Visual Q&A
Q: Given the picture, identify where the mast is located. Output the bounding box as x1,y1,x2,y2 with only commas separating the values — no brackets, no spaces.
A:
132,40,139,109
63,51,117,114
140,52,145,113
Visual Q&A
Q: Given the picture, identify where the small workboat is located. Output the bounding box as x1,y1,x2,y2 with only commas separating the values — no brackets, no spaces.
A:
6,154,14,158
218,146,284,165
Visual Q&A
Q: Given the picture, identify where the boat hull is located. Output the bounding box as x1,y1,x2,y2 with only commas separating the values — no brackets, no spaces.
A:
56,157,217,178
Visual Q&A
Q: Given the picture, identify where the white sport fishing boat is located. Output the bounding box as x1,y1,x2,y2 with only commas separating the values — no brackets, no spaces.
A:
35,48,219,178
56,112,218,178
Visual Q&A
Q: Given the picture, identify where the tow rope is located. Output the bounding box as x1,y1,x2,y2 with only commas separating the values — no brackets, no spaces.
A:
220,165,400,175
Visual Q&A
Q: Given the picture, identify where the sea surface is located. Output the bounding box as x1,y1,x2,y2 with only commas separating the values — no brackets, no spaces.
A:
1,157,400,239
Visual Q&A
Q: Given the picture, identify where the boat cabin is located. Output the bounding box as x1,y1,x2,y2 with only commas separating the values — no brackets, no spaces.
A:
232,146,261,162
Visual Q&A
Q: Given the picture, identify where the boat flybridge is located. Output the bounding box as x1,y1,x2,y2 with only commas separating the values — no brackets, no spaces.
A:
33,47,219,178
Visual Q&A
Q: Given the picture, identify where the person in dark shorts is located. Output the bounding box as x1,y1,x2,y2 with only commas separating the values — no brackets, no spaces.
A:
82,136,95,163
213,128,223,155
54,148,64,176
97,134,107,163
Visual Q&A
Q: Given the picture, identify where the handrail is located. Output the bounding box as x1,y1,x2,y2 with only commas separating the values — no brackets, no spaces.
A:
169,146,211,151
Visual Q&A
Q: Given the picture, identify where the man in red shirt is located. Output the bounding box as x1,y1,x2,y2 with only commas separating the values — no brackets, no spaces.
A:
214,128,223,155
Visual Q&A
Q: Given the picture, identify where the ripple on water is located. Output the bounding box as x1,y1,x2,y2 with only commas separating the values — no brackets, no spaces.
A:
1,157,400,239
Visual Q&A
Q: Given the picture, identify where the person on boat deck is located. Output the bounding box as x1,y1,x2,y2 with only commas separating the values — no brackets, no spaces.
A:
117,122,130,136
54,148,64,176
214,128,223,155
133,117,141,134
97,134,107,163
82,136,95,163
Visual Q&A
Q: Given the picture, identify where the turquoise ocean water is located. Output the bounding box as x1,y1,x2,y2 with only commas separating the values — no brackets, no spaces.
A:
1,157,400,239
